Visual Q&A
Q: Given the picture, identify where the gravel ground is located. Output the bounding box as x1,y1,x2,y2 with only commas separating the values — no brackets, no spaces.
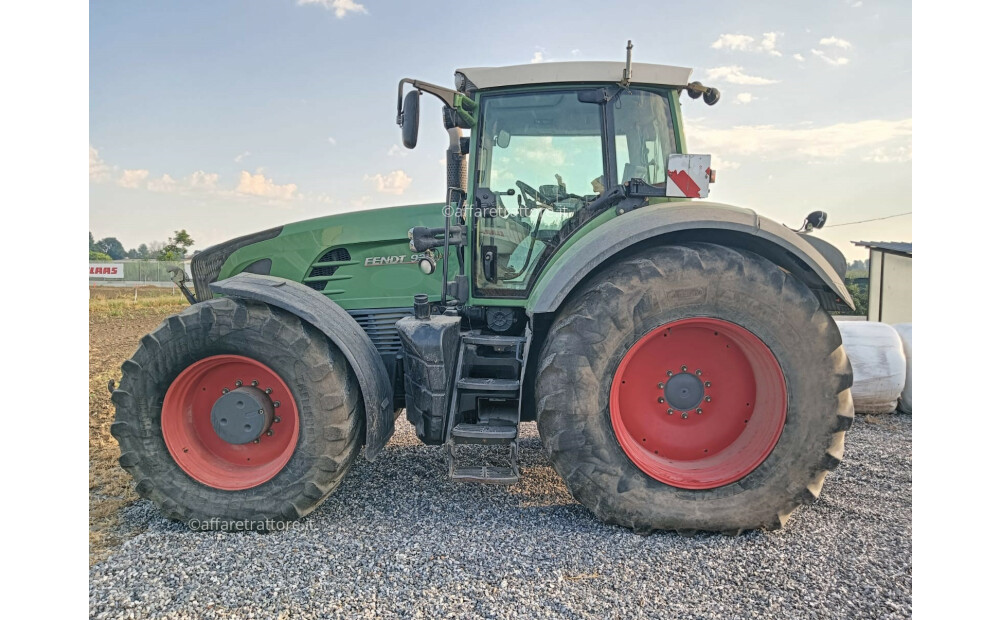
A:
90,414,911,619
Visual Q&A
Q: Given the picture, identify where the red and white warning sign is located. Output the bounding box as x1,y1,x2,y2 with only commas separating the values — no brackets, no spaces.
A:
666,154,712,199
89,263,124,279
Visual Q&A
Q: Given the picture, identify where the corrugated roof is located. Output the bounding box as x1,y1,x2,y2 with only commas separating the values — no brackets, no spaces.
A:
852,241,912,255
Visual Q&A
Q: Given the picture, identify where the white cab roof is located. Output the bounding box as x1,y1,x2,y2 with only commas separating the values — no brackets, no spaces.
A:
456,61,693,90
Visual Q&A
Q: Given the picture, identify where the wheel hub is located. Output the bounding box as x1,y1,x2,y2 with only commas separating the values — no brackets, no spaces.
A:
664,372,704,411
210,386,274,444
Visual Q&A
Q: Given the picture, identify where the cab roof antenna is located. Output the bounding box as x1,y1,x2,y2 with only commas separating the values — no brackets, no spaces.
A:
621,40,633,88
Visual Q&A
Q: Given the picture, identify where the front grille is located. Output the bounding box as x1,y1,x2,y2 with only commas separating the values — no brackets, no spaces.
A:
304,247,353,292
348,307,412,354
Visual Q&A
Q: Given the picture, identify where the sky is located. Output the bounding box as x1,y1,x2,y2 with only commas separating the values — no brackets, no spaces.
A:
89,0,911,261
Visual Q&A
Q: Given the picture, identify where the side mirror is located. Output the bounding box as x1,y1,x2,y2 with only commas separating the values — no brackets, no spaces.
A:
401,90,420,149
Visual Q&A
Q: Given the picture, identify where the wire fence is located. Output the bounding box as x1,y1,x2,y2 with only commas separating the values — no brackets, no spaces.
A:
89,259,191,288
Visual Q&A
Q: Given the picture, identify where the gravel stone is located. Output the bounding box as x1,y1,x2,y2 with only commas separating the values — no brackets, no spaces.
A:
90,414,911,619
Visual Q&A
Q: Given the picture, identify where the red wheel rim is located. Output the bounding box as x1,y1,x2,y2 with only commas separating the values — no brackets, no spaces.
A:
610,318,786,489
161,355,299,490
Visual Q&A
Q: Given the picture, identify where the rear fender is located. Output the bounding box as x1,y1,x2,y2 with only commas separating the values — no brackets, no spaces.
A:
528,202,854,315
210,273,395,460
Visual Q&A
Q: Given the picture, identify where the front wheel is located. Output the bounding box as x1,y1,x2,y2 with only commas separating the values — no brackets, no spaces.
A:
111,297,362,529
535,243,854,534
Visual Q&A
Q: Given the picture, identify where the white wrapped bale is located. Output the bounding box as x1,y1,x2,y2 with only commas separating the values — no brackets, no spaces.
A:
892,324,912,413
836,321,907,413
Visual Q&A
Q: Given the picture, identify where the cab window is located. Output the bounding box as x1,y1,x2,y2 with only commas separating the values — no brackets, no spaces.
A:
474,91,605,295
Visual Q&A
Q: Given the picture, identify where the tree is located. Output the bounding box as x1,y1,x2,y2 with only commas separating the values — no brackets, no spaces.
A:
125,248,140,259
845,280,869,317
159,229,195,261
137,243,150,259
89,232,97,252
90,250,112,261
94,236,126,260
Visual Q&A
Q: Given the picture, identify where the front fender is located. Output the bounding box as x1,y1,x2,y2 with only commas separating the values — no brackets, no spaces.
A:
210,273,395,460
528,201,853,314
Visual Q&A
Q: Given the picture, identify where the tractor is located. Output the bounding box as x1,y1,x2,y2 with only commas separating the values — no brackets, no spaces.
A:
112,45,854,535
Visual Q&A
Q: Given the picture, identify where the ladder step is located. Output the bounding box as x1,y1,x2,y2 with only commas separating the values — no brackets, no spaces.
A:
456,377,520,392
452,422,517,444
463,333,525,347
451,466,519,485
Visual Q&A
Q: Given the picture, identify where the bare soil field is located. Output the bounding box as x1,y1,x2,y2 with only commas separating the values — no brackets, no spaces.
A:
89,290,188,564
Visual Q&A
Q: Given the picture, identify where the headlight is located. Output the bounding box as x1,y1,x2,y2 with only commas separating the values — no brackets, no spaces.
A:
191,227,281,301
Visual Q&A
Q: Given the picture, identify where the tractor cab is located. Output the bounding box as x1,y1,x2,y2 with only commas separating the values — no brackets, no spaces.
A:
397,51,720,305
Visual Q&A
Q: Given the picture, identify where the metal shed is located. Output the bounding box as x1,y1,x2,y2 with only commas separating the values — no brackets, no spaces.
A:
853,241,912,323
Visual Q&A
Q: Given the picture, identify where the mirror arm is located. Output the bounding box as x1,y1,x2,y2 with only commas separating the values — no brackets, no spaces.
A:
397,78,477,126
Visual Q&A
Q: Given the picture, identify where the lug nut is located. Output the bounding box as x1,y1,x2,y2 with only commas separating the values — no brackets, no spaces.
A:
696,408,703,415
657,382,665,389
251,380,259,387
235,380,243,387
266,430,273,437
705,396,712,402
681,365,688,372
253,439,260,444
222,388,229,394
695,369,702,376
666,371,673,377
258,409,264,415
667,409,674,415
274,416,281,423
657,397,665,403
265,388,272,395
705,381,711,387
273,401,280,408
681,412,689,419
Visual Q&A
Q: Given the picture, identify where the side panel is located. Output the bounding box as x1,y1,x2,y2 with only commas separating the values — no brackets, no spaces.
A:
210,273,396,461
217,203,455,311
527,201,854,314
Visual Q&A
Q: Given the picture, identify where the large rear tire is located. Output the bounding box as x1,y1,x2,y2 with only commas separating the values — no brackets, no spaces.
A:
535,243,853,534
111,297,362,529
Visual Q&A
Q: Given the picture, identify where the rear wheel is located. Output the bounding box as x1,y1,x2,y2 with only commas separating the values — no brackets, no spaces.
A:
535,243,853,534
111,298,362,529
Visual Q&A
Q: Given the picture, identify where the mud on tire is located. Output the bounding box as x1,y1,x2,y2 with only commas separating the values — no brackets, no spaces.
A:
535,242,854,534
111,298,362,529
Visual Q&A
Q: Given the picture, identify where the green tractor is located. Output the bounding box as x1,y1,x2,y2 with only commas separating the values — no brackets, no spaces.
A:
112,47,854,535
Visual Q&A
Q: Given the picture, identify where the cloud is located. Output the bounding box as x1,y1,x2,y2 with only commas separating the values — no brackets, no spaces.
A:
118,169,150,189
234,151,251,163
711,33,782,57
297,0,367,18
820,36,853,49
759,32,781,56
685,118,912,162
811,49,850,66
236,170,300,200
530,50,546,64
711,34,755,51
364,170,412,195
387,144,408,157
147,174,178,193
705,66,778,85
734,93,756,105
327,137,337,146
793,53,805,62
570,49,581,56
187,170,219,190
863,145,912,163
89,145,111,182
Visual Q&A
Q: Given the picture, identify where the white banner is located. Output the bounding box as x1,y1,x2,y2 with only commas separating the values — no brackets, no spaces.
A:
89,263,125,279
